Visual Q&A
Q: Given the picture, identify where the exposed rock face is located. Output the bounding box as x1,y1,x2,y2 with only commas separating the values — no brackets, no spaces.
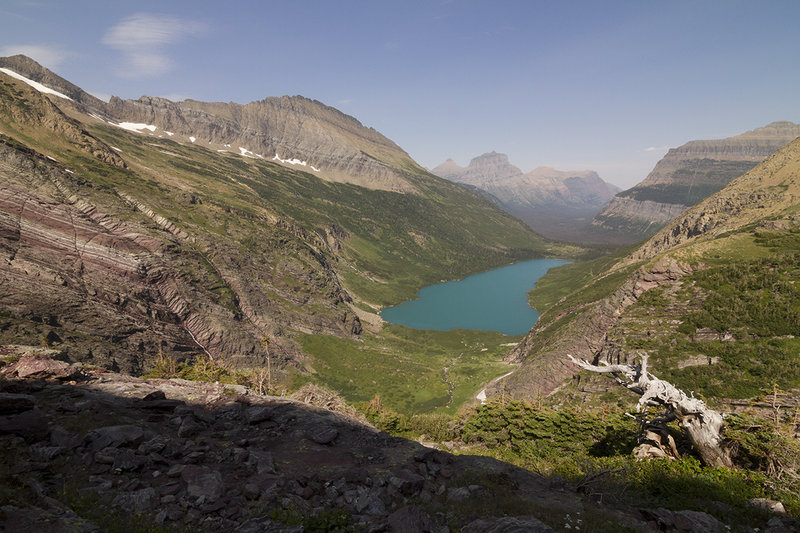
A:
0,117,359,373
432,152,620,241
591,121,800,243
629,136,800,262
498,258,695,398
101,95,422,193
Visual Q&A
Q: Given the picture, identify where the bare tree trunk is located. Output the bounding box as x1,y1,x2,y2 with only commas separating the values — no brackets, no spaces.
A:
568,353,732,468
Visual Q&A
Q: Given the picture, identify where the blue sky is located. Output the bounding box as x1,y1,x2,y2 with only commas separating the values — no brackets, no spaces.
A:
1,0,798,188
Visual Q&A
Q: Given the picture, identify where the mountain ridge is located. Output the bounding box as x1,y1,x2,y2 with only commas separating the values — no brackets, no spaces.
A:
0,54,427,193
591,121,800,242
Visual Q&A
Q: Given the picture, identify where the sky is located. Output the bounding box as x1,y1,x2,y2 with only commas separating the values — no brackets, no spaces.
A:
1,0,799,189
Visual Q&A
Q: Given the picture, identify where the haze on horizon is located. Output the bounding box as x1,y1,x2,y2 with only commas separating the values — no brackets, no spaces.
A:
1,0,798,189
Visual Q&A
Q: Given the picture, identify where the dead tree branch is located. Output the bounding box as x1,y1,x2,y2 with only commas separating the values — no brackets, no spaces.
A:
568,353,732,468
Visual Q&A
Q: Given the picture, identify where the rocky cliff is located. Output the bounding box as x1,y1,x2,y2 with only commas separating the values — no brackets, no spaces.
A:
101,95,423,193
432,152,620,241
591,121,800,243
0,130,360,374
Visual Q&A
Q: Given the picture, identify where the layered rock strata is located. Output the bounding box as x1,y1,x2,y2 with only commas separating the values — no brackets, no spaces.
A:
591,121,800,242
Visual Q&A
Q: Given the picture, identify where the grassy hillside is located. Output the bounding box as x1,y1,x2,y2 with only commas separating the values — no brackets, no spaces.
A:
80,121,557,306
298,325,517,415
511,136,800,403
0,71,567,408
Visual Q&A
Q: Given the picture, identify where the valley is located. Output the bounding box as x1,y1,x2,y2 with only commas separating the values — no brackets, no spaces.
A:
1,52,800,532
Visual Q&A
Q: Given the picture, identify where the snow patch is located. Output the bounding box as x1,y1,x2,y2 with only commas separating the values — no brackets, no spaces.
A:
189,136,196,143
273,153,320,172
65,169,74,174
88,112,106,122
110,146,122,152
0,68,73,100
165,131,174,136
116,122,157,133
239,147,255,158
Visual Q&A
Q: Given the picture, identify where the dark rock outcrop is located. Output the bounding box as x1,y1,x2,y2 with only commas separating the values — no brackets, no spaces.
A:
4,352,781,531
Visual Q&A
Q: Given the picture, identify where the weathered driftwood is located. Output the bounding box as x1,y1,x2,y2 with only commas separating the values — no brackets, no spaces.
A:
568,353,732,468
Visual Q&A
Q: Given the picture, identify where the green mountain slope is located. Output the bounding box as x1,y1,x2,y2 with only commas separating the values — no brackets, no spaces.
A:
0,64,554,379
498,136,800,405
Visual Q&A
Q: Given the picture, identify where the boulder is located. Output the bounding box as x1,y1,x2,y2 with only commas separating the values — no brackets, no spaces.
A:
3,353,73,379
0,392,36,414
84,424,145,451
0,408,49,440
181,465,224,501
461,516,554,532
386,505,435,533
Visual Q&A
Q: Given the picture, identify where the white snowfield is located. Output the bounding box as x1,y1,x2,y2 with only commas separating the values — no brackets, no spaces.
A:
116,122,157,133
273,153,320,172
0,68,73,101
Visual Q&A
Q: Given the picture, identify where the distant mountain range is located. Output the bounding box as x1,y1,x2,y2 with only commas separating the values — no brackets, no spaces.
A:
590,121,800,243
431,152,620,241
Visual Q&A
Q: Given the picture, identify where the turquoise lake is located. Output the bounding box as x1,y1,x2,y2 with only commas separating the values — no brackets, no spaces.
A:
380,258,569,335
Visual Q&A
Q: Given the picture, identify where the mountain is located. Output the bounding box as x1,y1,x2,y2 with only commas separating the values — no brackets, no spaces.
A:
590,121,800,243
492,135,800,403
0,56,551,377
0,54,425,194
432,152,620,241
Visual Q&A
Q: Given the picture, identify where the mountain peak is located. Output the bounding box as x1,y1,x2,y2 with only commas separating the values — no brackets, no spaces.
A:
0,54,105,108
734,120,800,140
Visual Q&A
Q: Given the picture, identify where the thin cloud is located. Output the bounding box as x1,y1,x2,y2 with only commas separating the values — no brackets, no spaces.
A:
644,145,670,152
0,44,69,69
102,13,205,78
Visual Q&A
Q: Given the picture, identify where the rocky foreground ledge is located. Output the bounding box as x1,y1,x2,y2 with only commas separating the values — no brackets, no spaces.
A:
0,352,793,532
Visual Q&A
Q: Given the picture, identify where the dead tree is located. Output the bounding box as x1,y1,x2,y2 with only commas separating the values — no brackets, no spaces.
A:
568,353,732,468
